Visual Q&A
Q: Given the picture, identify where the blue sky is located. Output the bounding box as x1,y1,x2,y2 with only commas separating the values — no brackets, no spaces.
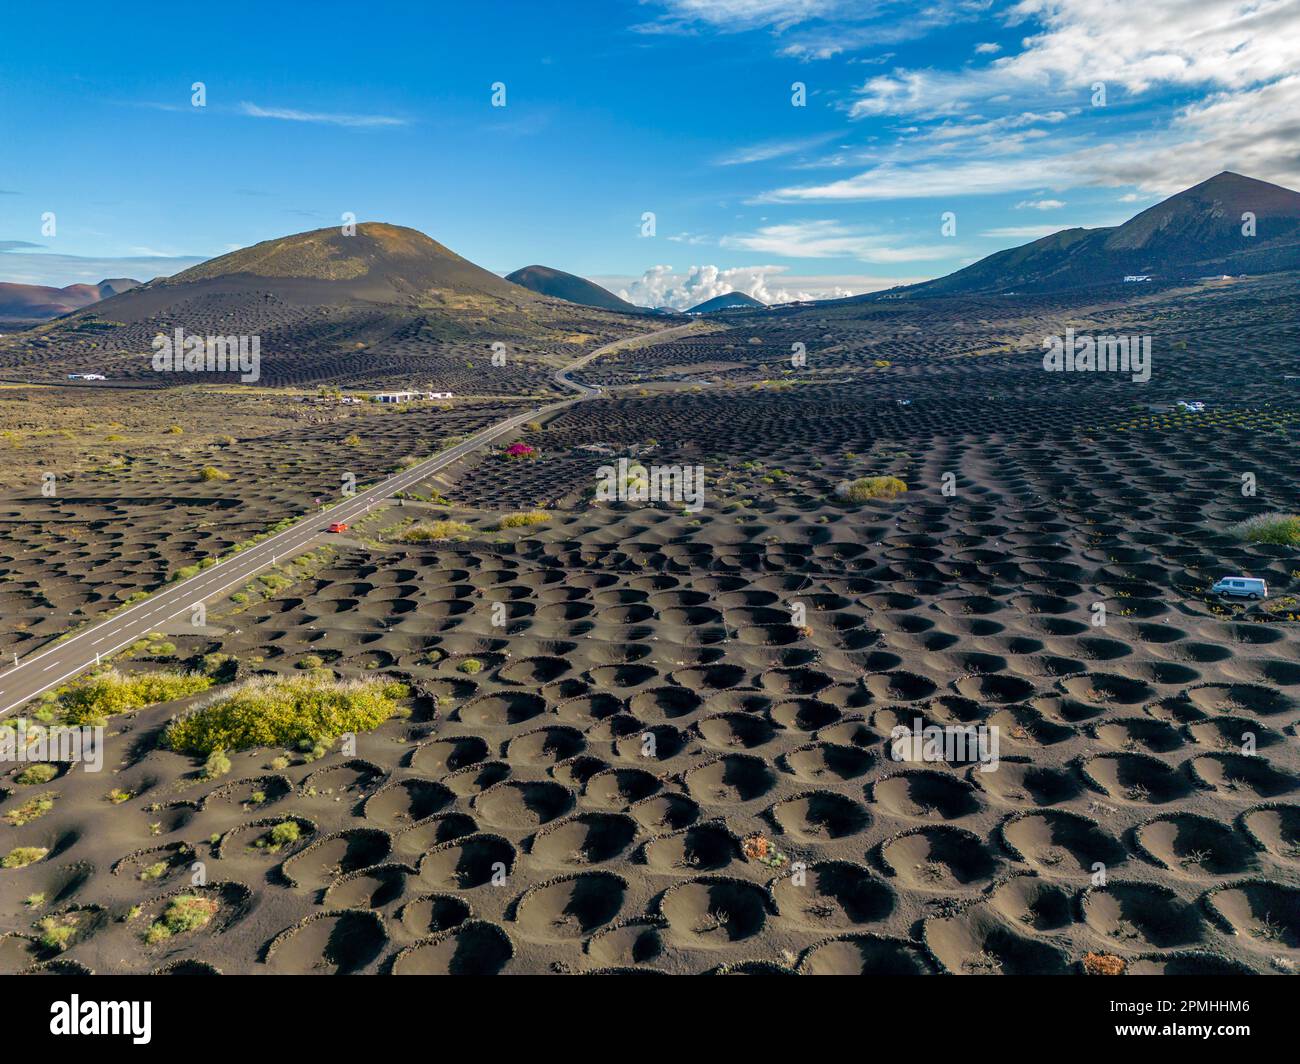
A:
2,0,1297,307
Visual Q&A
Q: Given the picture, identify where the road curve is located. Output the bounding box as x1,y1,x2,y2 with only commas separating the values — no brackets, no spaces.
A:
0,326,677,716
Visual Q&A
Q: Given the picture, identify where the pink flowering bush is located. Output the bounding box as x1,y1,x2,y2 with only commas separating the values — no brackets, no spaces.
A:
505,442,536,459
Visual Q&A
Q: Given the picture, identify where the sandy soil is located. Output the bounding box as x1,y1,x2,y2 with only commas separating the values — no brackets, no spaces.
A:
2,278,1298,974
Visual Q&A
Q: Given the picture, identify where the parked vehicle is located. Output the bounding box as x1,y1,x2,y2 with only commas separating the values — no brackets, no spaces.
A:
1211,576,1268,600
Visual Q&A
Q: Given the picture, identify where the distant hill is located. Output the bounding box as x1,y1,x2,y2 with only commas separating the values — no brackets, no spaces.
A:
19,221,553,339
0,277,139,321
892,172,1300,298
506,264,641,313
152,222,537,307
0,223,661,387
687,291,766,313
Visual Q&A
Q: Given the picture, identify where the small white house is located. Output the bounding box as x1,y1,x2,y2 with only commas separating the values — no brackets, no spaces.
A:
373,391,419,404
426,391,453,400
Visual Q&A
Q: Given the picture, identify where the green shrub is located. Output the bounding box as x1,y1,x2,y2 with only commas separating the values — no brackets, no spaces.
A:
199,653,236,679
836,475,908,502
202,749,232,779
1229,513,1300,547
399,520,473,542
2,846,48,868
268,821,301,850
497,510,550,529
58,669,213,725
38,914,81,951
145,894,219,944
457,658,483,675
199,465,231,482
14,764,58,785
2,794,55,826
162,675,407,755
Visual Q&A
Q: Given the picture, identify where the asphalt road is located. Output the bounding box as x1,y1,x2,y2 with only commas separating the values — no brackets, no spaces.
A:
0,327,667,716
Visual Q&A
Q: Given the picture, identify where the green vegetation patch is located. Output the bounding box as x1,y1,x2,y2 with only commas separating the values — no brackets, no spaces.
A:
161,675,407,755
836,475,909,502
256,821,302,853
1230,513,1300,547
2,846,48,868
3,793,56,826
38,912,85,951
497,510,550,530
58,669,213,725
14,764,58,786
145,894,220,944
398,520,473,542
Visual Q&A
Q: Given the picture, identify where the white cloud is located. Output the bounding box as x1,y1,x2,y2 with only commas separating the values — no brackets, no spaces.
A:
762,73,1300,202
713,132,840,166
975,42,1001,54
851,0,1300,118
613,264,903,308
0,246,205,287
239,102,408,128
746,0,1297,205
1016,198,1066,209
636,0,844,33
762,157,1071,201
634,0,963,57
980,224,1072,238
721,220,949,261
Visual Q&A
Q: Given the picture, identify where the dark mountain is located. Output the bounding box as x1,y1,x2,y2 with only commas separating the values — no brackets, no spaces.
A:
0,277,140,321
0,223,659,387
16,221,554,342
893,172,1300,298
505,264,641,313
147,222,540,309
687,291,766,313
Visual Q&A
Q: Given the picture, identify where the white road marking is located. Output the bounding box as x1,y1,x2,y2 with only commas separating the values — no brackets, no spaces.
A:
0,331,657,716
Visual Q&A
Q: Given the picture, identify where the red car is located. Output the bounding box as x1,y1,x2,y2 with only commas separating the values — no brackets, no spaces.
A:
326,522,349,533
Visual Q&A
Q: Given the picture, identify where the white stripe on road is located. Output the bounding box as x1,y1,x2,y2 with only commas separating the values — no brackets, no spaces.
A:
0,327,673,716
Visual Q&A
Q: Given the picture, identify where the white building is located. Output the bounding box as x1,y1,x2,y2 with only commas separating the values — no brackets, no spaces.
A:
371,389,453,403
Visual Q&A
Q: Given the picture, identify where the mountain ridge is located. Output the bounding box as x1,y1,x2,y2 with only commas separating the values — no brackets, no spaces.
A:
884,172,1300,298
505,264,643,313
687,291,766,313
0,278,140,321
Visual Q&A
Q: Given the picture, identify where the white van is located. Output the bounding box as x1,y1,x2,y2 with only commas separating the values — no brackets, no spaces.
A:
1211,576,1268,600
